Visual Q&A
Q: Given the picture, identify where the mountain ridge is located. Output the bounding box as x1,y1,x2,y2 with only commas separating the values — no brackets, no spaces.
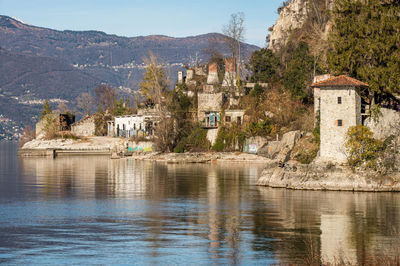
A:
0,15,259,139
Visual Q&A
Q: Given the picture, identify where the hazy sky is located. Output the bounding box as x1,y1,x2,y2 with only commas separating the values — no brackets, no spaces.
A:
0,0,283,47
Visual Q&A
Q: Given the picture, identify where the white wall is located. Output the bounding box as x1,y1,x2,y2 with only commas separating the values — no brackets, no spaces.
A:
115,116,145,133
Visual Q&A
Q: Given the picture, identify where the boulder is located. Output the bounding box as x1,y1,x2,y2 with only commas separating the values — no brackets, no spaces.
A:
257,130,302,162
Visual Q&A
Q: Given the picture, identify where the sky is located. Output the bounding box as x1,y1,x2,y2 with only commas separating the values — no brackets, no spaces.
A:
0,0,283,47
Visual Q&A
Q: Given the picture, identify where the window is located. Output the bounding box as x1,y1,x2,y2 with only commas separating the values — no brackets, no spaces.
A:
337,120,343,126
338,97,342,104
225,116,231,122
237,116,242,125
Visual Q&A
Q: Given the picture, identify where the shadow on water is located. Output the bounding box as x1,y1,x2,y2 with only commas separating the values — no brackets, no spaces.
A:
0,142,399,264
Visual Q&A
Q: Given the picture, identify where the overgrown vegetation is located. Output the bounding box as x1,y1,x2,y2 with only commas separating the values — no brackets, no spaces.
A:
345,125,384,169
174,125,211,153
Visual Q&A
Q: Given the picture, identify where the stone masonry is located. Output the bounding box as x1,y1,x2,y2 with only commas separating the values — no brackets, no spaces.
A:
207,62,219,85
312,75,367,163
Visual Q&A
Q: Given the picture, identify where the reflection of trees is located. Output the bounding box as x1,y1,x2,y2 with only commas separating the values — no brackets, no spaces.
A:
252,188,322,264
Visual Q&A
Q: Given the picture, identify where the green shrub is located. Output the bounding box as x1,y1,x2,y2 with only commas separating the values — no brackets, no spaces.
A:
212,125,237,151
173,125,210,152
173,138,187,153
212,138,225,152
246,119,273,137
345,125,384,168
295,149,318,164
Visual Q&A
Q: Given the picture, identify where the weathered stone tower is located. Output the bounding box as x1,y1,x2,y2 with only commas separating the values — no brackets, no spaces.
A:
207,62,219,85
222,58,237,88
312,75,368,163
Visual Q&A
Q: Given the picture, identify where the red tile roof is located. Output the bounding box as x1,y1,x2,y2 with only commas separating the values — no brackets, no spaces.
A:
311,75,368,88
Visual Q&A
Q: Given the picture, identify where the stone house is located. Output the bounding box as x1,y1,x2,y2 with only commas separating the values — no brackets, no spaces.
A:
312,75,369,163
71,115,95,137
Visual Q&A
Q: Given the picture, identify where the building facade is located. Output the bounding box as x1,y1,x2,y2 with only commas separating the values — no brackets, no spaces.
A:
113,115,157,138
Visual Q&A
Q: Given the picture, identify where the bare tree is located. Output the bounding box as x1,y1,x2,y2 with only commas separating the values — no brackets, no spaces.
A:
94,85,118,112
140,52,173,151
56,102,69,114
77,92,93,116
223,12,245,87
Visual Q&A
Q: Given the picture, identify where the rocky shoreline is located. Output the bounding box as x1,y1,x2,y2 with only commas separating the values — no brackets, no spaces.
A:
257,161,400,192
130,151,273,164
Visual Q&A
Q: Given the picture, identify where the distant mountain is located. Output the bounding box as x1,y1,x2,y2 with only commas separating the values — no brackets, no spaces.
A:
0,15,260,139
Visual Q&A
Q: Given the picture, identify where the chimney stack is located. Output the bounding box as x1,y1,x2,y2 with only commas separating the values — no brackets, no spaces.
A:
207,62,219,85
222,58,237,88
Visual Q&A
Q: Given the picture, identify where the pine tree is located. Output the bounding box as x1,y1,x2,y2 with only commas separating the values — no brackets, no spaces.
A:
40,100,52,118
328,0,400,101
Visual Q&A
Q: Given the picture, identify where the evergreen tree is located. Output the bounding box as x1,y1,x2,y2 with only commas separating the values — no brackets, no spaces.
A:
328,0,400,100
40,100,52,118
283,42,315,101
248,48,279,83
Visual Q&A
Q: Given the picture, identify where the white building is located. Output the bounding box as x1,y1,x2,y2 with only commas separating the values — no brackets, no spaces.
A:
113,115,157,138
312,75,368,163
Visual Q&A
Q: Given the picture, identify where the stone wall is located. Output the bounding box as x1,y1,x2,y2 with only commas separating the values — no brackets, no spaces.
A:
320,87,360,162
71,116,95,137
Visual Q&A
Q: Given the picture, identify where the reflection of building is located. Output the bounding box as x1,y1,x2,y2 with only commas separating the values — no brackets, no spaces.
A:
320,214,357,264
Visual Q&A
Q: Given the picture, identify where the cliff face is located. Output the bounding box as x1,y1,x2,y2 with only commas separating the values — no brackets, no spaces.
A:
268,0,334,54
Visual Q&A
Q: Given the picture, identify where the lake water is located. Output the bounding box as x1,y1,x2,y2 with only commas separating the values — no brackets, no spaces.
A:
0,142,399,265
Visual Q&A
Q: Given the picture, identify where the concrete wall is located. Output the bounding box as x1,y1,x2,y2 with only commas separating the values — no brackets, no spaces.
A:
127,141,155,153
243,136,268,154
206,128,219,145
71,116,95,137
320,87,360,162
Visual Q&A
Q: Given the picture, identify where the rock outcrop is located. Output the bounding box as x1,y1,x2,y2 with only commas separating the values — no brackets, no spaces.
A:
257,130,302,161
257,161,400,192
364,108,400,140
268,0,334,53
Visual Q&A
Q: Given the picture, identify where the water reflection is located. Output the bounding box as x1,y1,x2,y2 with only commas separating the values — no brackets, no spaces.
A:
0,147,398,264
